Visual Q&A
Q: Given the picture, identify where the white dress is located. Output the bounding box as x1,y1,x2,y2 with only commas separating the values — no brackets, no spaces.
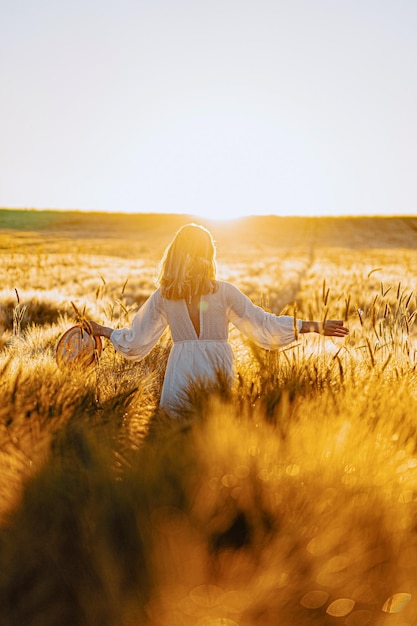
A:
110,281,301,417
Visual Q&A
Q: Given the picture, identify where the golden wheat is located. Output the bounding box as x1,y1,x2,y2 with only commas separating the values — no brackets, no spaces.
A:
0,213,416,625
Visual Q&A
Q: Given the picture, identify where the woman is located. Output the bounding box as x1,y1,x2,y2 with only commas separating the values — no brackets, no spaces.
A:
89,224,349,417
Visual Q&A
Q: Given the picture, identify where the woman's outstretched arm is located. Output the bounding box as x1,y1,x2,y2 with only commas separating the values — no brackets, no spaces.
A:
87,290,168,360
224,282,349,348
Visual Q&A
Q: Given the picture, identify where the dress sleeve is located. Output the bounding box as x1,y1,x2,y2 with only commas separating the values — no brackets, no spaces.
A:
224,282,302,349
110,290,168,360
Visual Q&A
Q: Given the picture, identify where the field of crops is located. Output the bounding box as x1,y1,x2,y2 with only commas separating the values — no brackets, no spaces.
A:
1,209,417,625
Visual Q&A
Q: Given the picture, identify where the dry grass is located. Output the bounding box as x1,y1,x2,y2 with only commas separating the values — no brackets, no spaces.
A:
0,210,417,625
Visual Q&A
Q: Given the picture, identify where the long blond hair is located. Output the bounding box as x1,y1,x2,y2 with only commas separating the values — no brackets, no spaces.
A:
158,224,218,300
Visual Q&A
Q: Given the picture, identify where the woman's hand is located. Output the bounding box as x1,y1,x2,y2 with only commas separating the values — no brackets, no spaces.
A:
320,320,349,336
87,320,114,339
301,320,349,337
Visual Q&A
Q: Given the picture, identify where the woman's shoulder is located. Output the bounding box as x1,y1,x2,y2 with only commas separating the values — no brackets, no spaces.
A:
149,287,166,308
213,280,231,292
212,281,242,298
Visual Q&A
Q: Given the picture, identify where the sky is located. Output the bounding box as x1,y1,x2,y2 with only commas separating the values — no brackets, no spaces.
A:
1,0,416,221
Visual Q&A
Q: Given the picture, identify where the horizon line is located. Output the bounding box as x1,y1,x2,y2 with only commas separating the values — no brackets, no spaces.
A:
1,207,416,221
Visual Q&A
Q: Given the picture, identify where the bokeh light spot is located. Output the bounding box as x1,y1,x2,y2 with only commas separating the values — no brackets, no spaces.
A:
326,598,355,617
345,609,373,626
189,584,225,608
221,474,239,488
382,592,411,613
285,464,300,476
300,590,329,609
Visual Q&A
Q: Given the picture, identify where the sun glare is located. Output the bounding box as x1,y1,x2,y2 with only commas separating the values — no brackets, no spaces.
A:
189,208,249,221
191,211,243,224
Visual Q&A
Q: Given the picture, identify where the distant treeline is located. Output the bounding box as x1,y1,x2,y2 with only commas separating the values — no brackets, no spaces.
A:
0,208,416,249
0,209,189,236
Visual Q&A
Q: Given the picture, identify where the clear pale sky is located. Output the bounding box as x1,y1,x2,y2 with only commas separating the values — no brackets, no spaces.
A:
1,0,416,220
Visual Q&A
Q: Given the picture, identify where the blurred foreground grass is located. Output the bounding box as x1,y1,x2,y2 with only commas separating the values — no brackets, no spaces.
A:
0,210,417,625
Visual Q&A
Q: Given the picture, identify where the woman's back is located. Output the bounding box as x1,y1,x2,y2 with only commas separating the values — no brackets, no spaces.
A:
160,282,230,342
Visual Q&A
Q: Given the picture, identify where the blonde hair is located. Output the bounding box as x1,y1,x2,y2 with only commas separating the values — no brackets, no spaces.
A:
158,223,218,300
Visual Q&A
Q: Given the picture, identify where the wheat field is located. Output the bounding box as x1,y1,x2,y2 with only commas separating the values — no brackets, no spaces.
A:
1,209,417,626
